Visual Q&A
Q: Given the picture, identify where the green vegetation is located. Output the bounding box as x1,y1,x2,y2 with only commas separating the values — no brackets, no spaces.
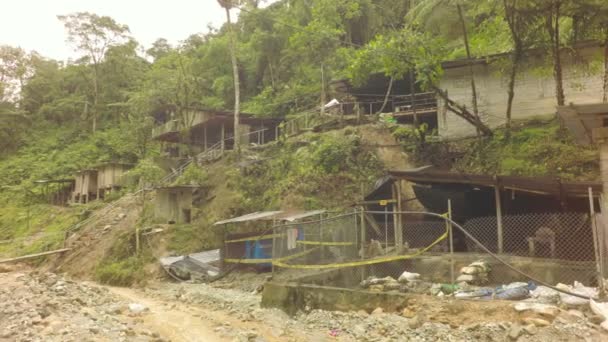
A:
231,128,384,211
454,119,598,180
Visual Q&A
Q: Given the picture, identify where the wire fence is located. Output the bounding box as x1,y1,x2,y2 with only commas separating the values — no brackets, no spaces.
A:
270,209,607,294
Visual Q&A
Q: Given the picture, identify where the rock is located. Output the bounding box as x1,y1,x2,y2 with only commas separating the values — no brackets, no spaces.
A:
103,225,112,231
567,310,585,319
118,213,127,220
128,303,148,314
408,315,423,329
508,325,523,340
368,285,384,292
523,317,551,327
402,307,416,318
371,307,383,315
523,324,538,335
513,302,560,318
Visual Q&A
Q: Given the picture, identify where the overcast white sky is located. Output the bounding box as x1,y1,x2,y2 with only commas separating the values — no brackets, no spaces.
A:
0,0,274,61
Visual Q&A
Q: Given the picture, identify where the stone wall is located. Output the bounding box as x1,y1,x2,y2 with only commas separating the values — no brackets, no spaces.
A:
438,45,605,138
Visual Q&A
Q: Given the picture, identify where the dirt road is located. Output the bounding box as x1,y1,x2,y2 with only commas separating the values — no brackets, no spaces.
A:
2,267,606,342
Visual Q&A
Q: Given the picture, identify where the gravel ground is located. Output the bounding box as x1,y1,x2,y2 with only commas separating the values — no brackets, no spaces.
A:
1,267,607,342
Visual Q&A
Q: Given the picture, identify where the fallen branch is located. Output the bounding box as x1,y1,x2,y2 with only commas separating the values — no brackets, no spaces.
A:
0,248,71,264
433,87,493,136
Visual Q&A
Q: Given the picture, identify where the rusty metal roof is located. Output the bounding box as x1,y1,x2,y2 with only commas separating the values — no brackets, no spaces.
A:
389,168,601,198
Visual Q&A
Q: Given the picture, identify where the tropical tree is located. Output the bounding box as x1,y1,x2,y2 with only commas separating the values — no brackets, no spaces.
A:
217,0,242,155
58,12,131,132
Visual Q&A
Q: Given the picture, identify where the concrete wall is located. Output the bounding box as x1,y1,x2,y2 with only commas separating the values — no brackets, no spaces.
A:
438,45,605,138
154,188,193,224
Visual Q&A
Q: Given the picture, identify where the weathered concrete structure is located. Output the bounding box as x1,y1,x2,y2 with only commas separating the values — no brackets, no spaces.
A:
154,186,199,224
72,170,98,204
152,109,282,159
438,42,605,138
95,163,131,199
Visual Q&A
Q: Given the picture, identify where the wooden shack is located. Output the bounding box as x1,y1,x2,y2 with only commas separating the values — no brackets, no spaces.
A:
96,163,131,199
72,169,98,204
154,186,200,224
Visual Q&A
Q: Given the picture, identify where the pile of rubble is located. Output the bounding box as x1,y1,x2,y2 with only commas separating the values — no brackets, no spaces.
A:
0,271,164,342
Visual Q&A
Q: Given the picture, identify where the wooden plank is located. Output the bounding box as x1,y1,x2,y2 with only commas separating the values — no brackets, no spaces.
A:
363,213,383,236
0,248,71,264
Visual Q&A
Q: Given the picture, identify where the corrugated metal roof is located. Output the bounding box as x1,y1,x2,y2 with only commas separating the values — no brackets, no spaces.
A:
389,168,601,198
279,210,326,222
159,249,220,267
214,209,327,225
214,211,283,225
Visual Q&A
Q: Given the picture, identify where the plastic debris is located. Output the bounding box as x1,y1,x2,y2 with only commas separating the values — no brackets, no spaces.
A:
456,261,490,286
556,282,598,306
454,288,494,299
590,299,608,332
493,286,529,300
529,286,560,304
398,271,420,283
128,303,148,314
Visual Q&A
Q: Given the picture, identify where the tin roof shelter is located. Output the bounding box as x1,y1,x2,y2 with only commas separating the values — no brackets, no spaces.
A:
214,210,326,271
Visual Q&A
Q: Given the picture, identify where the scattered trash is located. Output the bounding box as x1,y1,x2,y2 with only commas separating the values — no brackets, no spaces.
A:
529,286,560,304
457,261,490,286
398,271,420,283
328,328,340,337
128,303,148,314
556,282,598,306
590,299,608,331
454,288,494,299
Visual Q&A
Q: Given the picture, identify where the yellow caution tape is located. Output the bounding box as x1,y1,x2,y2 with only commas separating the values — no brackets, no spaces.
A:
273,230,448,270
224,247,318,264
224,233,285,244
296,241,354,246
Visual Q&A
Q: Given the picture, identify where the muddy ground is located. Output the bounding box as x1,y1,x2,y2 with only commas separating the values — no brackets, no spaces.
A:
1,265,607,342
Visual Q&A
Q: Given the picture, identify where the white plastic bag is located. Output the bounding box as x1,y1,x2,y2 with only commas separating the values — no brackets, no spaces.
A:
398,271,420,283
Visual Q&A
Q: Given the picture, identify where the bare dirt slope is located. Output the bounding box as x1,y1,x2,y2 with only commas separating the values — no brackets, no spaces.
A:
45,194,142,279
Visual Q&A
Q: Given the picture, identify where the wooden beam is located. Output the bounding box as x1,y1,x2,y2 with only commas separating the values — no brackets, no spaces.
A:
494,181,504,254
363,212,383,236
0,248,71,264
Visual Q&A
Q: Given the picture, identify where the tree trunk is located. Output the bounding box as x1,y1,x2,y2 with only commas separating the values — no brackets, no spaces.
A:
505,51,520,135
546,1,565,106
433,86,493,136
376,76,394,114
457,4,481,137
225,7,240,155
602,35,608,102
93,65,99,133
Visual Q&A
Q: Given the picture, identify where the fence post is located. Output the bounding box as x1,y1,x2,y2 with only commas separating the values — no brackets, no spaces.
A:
589,187,604,296
392,183,403,253
272,219,276,275
384,205,389,254
494,180,504,254
447,199,454,284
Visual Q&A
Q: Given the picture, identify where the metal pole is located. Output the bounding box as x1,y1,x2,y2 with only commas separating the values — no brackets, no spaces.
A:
494,182,504,254
589,187,604,295
448,199,454,284
384,205,388,254
272,219,276,275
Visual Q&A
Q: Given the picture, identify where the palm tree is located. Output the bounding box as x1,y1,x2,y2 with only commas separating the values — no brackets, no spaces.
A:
218,0,241,155
407,0,482,136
